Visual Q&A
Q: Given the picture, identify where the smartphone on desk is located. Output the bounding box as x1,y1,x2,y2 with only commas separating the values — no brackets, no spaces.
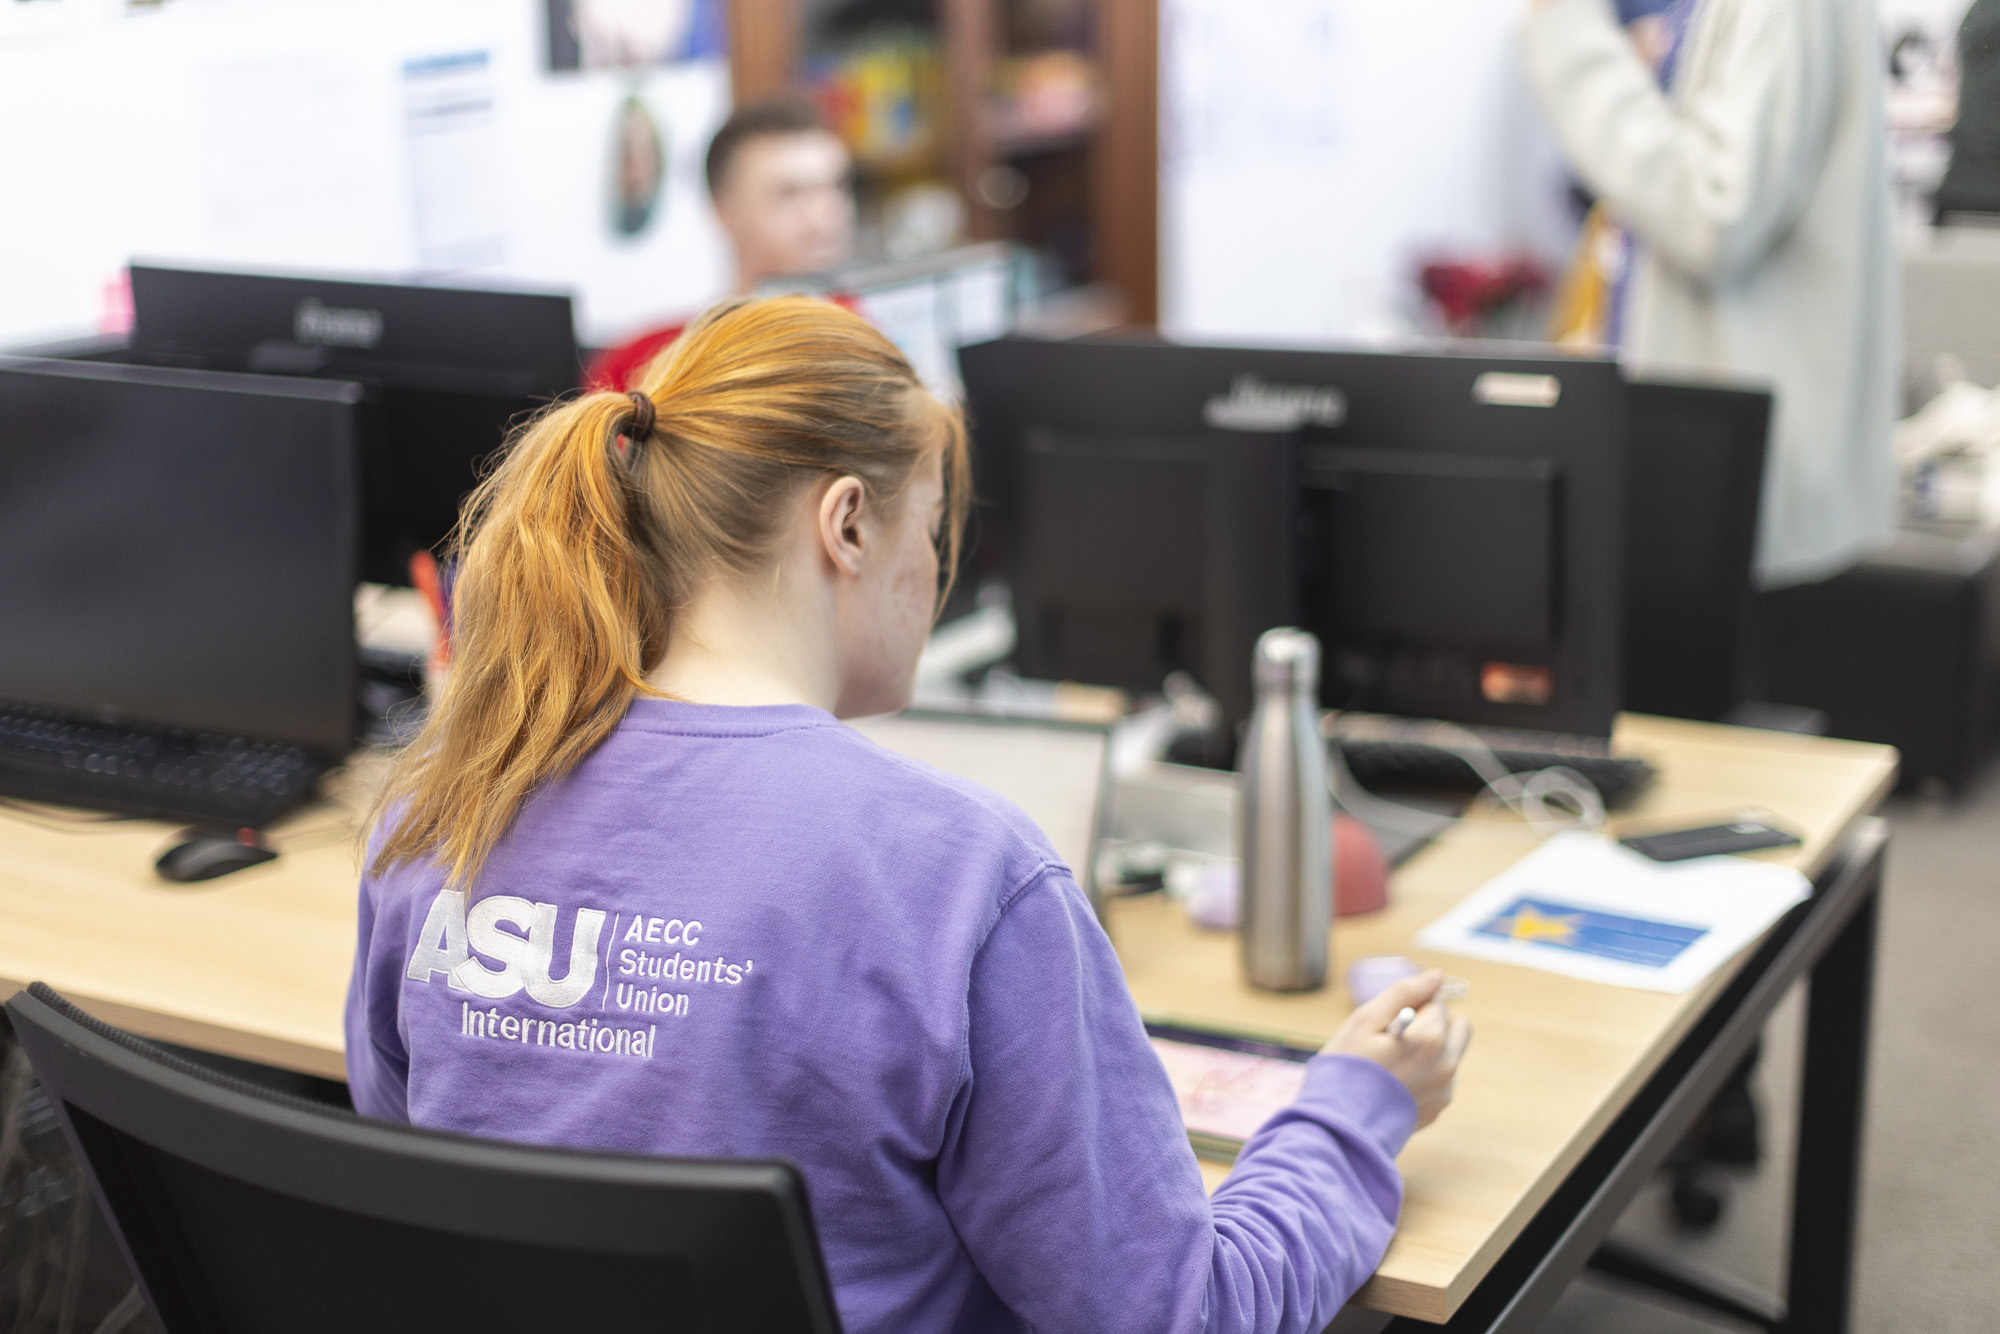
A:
1620,815,1801,862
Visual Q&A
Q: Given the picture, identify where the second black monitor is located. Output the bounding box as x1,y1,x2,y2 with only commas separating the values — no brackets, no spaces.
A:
959,338,1625,737
126,265,580,586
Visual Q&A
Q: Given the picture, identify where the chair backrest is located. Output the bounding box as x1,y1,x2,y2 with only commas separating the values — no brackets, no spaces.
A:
4,984,843,1334
1622,378,1773,723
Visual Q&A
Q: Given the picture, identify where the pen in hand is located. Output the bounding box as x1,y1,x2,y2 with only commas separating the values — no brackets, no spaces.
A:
1323,970,1474,1130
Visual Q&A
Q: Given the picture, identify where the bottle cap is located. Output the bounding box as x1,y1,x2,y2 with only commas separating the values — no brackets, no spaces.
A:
1253,627,1321,692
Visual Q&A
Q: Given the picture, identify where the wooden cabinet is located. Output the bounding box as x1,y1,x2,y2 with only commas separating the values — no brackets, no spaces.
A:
727,0,1157,324
1089,0,1156,325
727,0,799,103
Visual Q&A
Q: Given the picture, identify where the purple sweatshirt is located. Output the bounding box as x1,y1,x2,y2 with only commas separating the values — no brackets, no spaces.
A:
345,700,1415,1334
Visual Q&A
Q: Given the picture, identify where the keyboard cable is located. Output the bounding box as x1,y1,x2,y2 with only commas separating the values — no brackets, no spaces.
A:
1321,715,1607,841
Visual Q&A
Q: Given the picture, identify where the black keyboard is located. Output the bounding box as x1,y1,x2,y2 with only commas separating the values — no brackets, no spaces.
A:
0,703,331,828
1327,712,1657,807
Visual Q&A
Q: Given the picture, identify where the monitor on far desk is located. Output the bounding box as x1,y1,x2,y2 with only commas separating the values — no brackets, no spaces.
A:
759,242,1027,399
122,265,581,588
958,337,1626,740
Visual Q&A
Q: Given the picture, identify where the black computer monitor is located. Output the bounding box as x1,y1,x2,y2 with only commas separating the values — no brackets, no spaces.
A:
0,356,362,755
1622,377,1772,722
959,337,1626,737
1013,425,1296,725
125,265,580,586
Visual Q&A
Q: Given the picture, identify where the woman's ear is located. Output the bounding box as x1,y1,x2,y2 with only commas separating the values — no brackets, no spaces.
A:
818,475,869,577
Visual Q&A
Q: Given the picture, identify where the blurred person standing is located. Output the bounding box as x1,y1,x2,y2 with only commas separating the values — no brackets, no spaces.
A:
590,97,856,390
1528,0,1897,589
1936,0,2000,219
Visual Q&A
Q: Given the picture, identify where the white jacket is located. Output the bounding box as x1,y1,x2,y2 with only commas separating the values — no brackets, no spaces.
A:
1524,0,1897,587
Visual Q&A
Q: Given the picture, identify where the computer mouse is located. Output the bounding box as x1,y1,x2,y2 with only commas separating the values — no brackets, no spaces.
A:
155,829,278,883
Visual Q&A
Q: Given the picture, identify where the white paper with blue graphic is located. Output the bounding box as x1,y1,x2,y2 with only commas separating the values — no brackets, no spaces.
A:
1416,832,1811,993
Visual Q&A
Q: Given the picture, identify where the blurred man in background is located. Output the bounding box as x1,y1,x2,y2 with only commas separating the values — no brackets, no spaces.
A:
708,96,856,293
590,96,856,390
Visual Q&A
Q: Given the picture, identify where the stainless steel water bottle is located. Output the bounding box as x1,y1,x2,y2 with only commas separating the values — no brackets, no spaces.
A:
1238,627,1332,992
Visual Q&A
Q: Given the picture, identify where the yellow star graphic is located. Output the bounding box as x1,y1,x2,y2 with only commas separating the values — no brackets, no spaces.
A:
1493,904,1584,946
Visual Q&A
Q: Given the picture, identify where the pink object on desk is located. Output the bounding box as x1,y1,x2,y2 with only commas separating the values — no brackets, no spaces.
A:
1333,814,1389,916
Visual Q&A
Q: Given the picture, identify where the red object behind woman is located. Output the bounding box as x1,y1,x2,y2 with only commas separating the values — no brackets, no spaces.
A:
584,323,688,392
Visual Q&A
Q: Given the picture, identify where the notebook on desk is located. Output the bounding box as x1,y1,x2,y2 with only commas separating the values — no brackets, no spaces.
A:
1144,1021,1319,1164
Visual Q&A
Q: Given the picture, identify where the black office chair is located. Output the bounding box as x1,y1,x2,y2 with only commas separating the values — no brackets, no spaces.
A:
4,983,843,1334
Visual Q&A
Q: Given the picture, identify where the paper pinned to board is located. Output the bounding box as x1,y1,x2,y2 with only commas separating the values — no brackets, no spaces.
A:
1415,832,1811,993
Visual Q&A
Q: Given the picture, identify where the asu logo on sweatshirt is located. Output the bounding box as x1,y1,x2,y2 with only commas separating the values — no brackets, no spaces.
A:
403,889,605,1006
402,890,762,1061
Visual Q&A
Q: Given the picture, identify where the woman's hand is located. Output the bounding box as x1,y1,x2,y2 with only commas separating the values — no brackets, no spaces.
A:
1323,970,1472,1130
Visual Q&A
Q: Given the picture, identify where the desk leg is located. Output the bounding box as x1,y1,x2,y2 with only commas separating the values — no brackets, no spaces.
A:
1784,870,1879,1334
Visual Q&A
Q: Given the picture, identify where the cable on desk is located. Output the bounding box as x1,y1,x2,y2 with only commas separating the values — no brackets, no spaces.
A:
265,816,366,855
258,767,368,854
0,772,366,851
0,797,140,833
1322,718,1605,841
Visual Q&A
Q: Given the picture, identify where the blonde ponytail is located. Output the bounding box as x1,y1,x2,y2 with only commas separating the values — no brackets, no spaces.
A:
370,295,968,886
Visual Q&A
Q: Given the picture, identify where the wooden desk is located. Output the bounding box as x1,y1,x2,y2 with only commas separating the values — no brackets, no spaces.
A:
1111,714,1896,1324
0,714,1896,1326
0,755,384,1080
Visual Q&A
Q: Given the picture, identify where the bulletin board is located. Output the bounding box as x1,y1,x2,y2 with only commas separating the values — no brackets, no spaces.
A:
0,0,732,350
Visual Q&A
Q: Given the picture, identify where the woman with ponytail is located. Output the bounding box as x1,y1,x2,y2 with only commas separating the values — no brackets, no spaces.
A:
346,295,1467,1334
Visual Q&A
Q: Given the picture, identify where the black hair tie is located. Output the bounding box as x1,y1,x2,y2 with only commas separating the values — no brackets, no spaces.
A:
624,391,656,443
